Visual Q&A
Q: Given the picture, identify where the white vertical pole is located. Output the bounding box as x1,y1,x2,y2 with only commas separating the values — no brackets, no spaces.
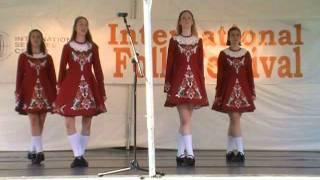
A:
143,0,156,177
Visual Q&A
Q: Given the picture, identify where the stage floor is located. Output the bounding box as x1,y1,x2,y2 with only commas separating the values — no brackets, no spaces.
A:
1,149,320,178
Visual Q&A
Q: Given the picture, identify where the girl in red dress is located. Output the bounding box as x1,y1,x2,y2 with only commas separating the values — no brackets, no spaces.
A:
212,26,256,162
164,10,208,167
15,29,57,164
54,16,106,168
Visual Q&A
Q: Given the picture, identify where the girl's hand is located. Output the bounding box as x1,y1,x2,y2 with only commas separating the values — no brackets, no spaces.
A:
56,86,60,94
214,97,222,105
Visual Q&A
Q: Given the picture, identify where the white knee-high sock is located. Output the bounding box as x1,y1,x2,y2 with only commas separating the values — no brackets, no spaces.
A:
227,136,236,153
177,133,185,157
30,136,37,152
33,136,43,153
68,133,82,157
183,134,194,157
234,136,244,154
79,134,89,155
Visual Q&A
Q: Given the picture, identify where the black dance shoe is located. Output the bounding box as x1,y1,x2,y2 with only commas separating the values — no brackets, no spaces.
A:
32,152,45,164
185,155,195,167
80,156,89,167
176,154,185,167
234,152,245,162
27,151,36,160
71,156,89,168
226,151,234,162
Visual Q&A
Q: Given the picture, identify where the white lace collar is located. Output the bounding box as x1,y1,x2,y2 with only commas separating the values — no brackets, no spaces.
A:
69,41,92,52
223,48,247,58
173,35,199,45
25,52,47,59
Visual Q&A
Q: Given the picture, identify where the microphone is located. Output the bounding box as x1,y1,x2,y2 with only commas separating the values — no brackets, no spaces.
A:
117,12,128,18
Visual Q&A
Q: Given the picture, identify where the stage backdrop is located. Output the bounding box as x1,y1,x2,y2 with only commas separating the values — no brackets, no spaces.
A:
0,0,320,151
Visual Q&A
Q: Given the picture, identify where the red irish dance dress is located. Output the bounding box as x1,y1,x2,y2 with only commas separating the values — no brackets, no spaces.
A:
212,48,256,113
164,35,208,108
54,41,106,116
15,53,57,115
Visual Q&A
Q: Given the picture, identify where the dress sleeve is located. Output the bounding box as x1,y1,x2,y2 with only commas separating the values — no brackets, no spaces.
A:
57,45,68,88
164,38,175,93
15,54,24,102
92,44,106,98
215,51,224,98
246,52,256,97
198,38,205,80
47,55,57,96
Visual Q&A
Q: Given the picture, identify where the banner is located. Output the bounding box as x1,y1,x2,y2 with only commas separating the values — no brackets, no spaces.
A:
0,20,315,85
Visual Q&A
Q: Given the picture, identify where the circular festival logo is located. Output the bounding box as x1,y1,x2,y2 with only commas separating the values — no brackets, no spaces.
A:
0,31,10,61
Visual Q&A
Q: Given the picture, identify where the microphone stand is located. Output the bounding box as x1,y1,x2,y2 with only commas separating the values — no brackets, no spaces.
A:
98,14,163,177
